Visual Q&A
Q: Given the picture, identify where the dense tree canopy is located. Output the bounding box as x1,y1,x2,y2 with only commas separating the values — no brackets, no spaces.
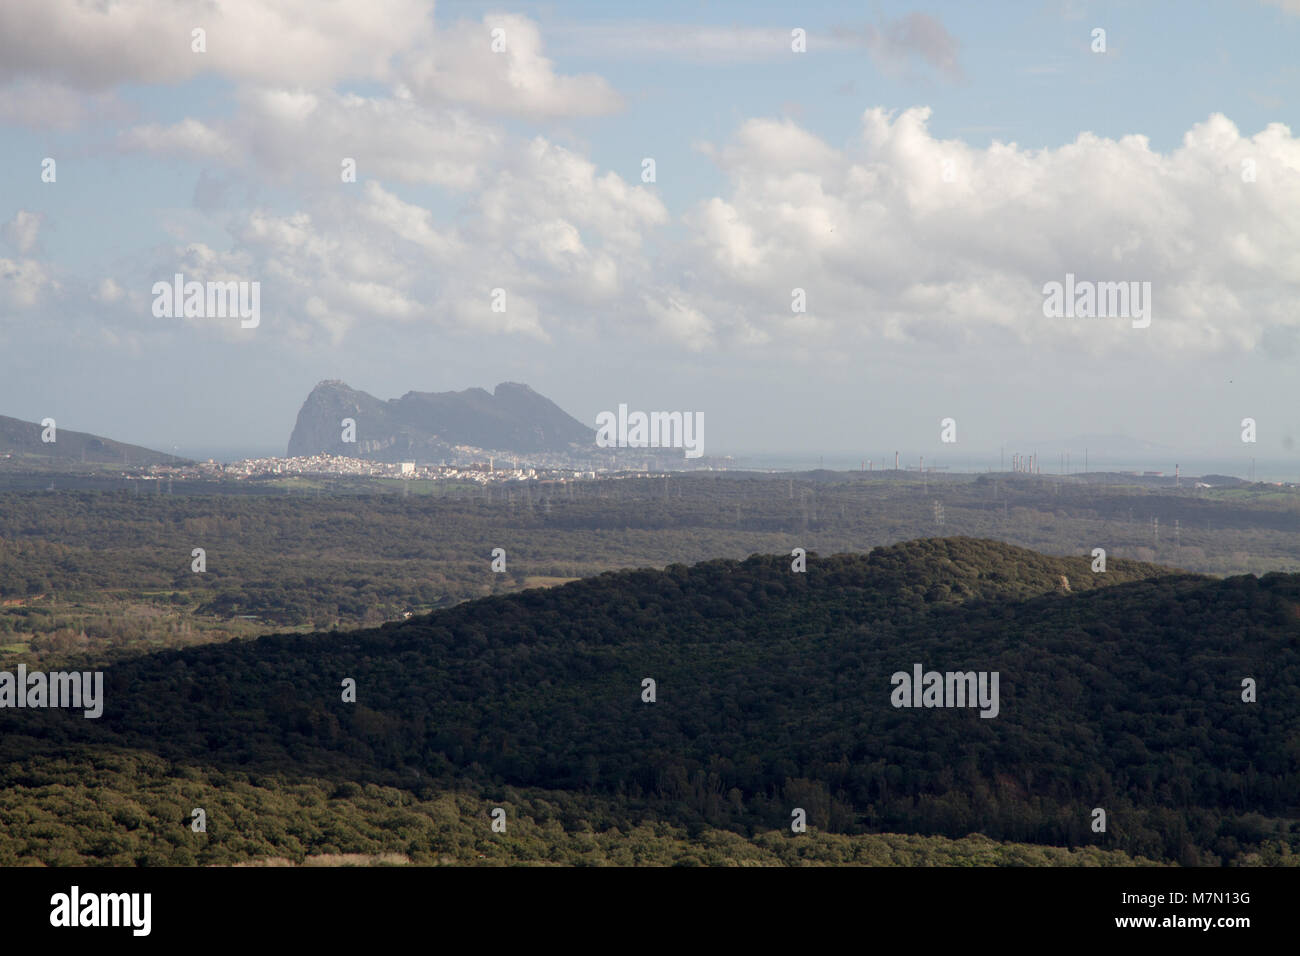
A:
1,537,1295,866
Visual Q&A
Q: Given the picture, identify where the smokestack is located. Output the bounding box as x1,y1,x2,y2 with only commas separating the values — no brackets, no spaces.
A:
895,451,899,471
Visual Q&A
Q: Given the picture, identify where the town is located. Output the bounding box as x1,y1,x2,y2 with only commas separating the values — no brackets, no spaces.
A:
85,450,732,486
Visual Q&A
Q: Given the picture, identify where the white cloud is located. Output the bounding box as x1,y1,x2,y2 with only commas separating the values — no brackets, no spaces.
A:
403,14,622,118
132,145,666,346
0,258,55,310
475,137,668,250
2,210,42,255
357,182,460,258
58,106,1300,362
94,278,125,304
9,0,1293,369
118,89,503,189
2,4,623,126
668,108,1300,355
0,0,433,90
645,295,715,351
0,212,59,316
118,118,243,166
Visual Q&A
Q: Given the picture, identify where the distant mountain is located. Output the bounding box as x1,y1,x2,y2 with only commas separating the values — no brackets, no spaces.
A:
287,380,594,461
0,414,188,467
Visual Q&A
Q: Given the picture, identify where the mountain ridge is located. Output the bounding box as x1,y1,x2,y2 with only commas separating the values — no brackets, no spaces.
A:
0,414,189,467
286,379,594,461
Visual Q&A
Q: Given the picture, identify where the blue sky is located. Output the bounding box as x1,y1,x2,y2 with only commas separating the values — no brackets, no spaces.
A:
1,0,1298,469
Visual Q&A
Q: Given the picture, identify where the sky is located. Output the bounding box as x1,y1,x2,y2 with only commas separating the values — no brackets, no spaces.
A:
1,0,1298,467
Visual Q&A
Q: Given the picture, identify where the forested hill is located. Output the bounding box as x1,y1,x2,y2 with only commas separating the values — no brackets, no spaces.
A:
3,537,1298,865
0,414,187,466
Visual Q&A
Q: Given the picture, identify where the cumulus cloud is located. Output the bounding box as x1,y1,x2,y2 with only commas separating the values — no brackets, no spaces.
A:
2,210,42,255
645,296,716,351
403,14,622,118
0,257,55,310
118,117,244,166
88,107,1300,360
5,2,1294,366
93,278,125,304
0,212,57,315
130,141,667,346
668,108,1300,355
1,3,621,123
118,89,503,189
0,0,433,90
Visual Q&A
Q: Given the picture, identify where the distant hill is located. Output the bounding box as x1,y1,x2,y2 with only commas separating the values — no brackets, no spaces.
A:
286,380,594,461
4,537,1296,865
0,414,188,467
